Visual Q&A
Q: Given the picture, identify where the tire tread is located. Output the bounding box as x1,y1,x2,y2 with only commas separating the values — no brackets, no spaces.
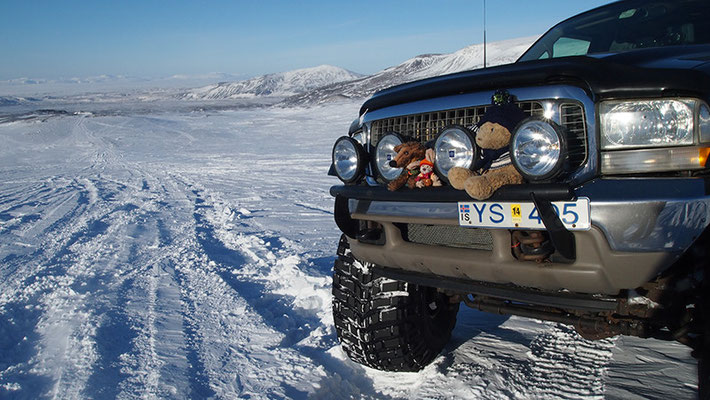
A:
332,235,458,372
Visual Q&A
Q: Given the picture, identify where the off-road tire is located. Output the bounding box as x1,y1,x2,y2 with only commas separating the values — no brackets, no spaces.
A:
698,263,710,399
332,235,459,372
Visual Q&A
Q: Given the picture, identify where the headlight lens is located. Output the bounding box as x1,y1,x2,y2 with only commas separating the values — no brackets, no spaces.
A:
600,99,695,149
374,133,403,181
332,136,365,183
511,118,565,180
433,126,476,179
700,104,710,143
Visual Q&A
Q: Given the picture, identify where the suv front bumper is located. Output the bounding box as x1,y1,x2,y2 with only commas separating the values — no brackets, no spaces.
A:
331,178,710,295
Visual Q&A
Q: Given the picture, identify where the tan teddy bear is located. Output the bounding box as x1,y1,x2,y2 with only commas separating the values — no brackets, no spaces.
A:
448,96,527,200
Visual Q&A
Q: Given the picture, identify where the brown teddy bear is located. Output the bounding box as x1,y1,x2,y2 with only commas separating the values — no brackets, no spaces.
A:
387,143,441,191
448,95,527,200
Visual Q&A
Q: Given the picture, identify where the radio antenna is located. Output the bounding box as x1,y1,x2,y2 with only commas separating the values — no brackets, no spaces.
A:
483,0,487,68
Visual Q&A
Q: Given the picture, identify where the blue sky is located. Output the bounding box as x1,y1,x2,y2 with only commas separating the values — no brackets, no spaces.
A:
0,1,612,80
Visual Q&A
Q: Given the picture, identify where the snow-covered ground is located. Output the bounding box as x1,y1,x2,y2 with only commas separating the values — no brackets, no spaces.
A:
0,100,698,399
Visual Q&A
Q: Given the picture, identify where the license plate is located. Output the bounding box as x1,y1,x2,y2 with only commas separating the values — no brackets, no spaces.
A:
458,198,590,230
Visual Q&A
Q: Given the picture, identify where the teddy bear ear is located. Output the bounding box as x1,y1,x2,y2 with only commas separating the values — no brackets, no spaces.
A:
425,148,435,163
393,144,403,152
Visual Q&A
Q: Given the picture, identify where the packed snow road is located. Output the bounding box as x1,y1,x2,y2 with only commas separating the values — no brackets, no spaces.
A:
0,102,698,399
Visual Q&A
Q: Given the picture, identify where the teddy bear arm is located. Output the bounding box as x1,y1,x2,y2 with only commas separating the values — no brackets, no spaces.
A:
448,167,475,190
463,175,495,200
464,166,523,200
489,164,523,186
467,166,521,198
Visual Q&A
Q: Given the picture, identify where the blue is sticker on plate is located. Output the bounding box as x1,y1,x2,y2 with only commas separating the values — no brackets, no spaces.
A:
449,150,455,158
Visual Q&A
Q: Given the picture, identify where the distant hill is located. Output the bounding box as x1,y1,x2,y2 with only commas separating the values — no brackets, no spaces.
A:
181,65,364,100
0,96,41,106
282,36,537,106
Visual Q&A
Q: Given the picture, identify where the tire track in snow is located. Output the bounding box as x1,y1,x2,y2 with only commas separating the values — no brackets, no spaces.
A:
0,177,109,398
77,170,202,399
179,180,389,398
511,324,616,399
23,186,166,398
1,166,189,398
0,176,121,399
82,276,141,399
146,181,329,397
171,239,322,398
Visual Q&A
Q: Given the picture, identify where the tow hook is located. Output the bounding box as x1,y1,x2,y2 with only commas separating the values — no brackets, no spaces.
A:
512,231,554,262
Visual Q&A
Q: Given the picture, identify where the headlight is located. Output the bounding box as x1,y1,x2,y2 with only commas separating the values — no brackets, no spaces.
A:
700,104,710,143
600,99,695,149
374,133,403,181
433,126,477,179
511,117,566,181
332,136,366,183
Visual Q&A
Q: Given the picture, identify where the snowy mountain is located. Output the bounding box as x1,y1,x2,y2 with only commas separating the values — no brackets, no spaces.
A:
284,36,537,106
181,36,536,105
181,65,364,100
0,95,41,106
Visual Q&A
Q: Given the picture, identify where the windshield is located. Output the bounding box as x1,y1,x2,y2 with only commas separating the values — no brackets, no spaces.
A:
519,0,710,62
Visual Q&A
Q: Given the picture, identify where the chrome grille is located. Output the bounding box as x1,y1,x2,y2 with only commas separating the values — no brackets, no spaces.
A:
405,224,493,251
370,100,588,171
560,103,587,168
371,101,543,144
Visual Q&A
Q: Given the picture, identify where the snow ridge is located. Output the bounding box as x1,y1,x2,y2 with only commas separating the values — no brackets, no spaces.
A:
182,65,363,100
283,36,537,105
181,36,536,105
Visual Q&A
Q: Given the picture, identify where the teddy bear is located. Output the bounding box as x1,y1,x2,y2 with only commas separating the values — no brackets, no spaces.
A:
387,142,441,191
415,158,441,188
448,92,528,200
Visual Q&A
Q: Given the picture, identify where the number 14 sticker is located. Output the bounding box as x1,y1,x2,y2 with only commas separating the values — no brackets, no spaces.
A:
511,204,522,223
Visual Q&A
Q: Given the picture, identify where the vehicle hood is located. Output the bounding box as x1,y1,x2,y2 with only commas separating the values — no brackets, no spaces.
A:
360,45,710,115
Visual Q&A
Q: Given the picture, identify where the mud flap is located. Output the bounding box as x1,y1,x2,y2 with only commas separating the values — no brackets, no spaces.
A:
334,195,359,239
531,192,576,262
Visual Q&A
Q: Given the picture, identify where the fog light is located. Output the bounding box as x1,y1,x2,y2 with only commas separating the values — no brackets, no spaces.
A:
332,136,366,183
374,133,403,181
511,117,566,181
434,125,477,180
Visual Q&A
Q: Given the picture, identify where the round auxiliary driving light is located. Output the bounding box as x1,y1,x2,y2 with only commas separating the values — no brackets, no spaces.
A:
433,125,478,180
510,117,567,181
332,136,366,183
374,132,403,181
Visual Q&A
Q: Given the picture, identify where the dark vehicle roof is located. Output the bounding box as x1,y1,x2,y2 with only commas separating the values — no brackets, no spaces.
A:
519,0,710,62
